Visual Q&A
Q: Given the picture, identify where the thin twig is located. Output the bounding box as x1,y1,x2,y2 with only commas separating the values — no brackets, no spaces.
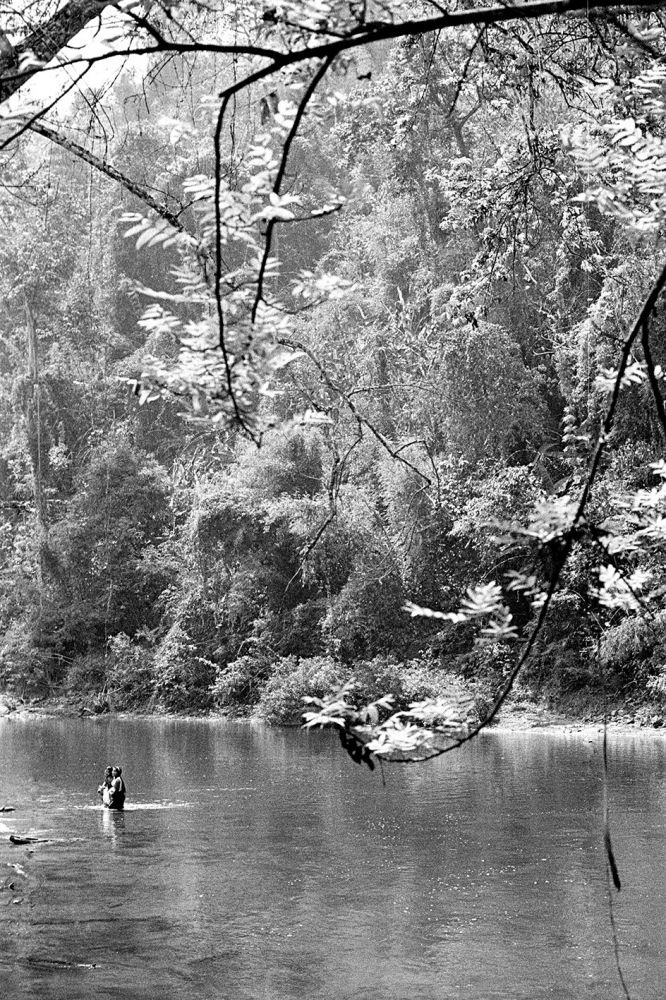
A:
279,335,432,486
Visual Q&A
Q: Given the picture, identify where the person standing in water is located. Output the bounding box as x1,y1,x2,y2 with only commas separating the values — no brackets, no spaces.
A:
97,766,113,806
108,766,126,810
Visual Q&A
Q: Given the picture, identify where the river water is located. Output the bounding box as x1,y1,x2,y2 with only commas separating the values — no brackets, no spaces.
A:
0,717,665,1000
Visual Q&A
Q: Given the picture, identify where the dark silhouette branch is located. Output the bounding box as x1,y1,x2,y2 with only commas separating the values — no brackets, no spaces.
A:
256,1,666,70
641,320,666,443
3,1,664,119
213,116,252,436
575,259,666,526
0,0,115,103
251,54,336,323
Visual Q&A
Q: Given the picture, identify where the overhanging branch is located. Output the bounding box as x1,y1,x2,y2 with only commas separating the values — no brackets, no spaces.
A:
0,0,116,103
3,0,665,119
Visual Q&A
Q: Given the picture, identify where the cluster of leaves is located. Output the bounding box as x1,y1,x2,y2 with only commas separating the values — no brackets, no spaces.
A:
303,676,480,763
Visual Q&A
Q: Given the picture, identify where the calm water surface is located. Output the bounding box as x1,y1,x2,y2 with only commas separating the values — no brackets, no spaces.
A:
0,718,665,1000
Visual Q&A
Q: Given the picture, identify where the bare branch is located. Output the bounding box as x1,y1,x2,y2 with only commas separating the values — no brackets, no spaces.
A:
28,118,195,239
0,63,91,151
279,335,432,487
575,260,666,526
212,84,258,440
265,1,666,68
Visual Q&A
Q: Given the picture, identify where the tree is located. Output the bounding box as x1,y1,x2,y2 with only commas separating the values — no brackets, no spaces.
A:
40,439,172,647
0,0,663,730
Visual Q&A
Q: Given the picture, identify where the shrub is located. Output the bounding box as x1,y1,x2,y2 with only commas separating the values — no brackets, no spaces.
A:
349,656,406,706
106,633,155,709
461,641,515,685
522,593,598,696
0,620,63,697
647,670,666,702
151,623,216,711
256,652,482,727
256,655,348,724
402,657,471,704
210,653,272,712
601,610,666,692
352,654,478,714
66,650,107,695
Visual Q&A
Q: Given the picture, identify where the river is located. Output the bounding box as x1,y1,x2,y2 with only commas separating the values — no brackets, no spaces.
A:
0,717,665,999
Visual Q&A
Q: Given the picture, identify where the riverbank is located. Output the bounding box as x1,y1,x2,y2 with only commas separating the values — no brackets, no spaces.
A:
2,689,665,737
489,703,666,736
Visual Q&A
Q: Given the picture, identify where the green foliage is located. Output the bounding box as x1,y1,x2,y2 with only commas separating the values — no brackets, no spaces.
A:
0,619,61,698
351,654,475,713
151,621,217,712
524,594,598,696
210,654,273,713
105,633,156,710
64,651,107,697
303,658,482,761
256,655,347,725
4,2,666,740
255,652,473,727
431,322,552,463
600,611,666,692
45,439,174,650
322,568,408,662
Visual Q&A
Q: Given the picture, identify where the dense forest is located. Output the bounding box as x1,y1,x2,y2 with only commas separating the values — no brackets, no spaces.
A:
1,1,666,749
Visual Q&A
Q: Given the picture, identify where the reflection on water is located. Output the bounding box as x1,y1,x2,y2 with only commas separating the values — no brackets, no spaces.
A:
1,718,665,1000
100,807,125,847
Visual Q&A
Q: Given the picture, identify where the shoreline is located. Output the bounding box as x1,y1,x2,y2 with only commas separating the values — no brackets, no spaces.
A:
2,692,665,739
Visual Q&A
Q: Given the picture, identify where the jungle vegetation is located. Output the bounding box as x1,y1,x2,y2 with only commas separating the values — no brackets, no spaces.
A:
1,1,666,755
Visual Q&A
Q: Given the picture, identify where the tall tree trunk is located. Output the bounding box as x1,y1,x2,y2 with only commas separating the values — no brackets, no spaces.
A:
24,294,47,616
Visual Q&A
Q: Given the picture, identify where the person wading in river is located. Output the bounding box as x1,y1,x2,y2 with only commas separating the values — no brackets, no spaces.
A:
108,766,126,810
97,765,113,806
